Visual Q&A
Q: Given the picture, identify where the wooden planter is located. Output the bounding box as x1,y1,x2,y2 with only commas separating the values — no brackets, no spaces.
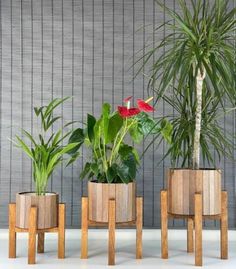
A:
88,181,136,223
167,168,221,216
15,192,59,229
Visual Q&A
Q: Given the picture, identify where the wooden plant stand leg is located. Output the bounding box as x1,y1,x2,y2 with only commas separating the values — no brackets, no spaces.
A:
28,207,37,265
58,203,66,259
108,199,116,266
220,191,228,259
194,193,202,267
136,197,143,259
37,233,45,253
81,197,88,259
9,203,16,258
161,190,168,259
187,217,194,253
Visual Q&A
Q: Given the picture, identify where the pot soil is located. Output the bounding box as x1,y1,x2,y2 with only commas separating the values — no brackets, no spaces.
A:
88,181,136,223
167,168,221,216
16,192,59,229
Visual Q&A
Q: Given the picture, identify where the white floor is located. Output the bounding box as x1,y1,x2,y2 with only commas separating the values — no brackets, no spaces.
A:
0,229,236,268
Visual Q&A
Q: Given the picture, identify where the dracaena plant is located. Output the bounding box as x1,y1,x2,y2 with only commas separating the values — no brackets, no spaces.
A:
69,97,172,184
13,97,80,195
138,0,236,169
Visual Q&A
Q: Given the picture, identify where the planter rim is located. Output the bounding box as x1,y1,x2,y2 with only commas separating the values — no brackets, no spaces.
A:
89,180,135,185
168,168,221,171
17,191,58,196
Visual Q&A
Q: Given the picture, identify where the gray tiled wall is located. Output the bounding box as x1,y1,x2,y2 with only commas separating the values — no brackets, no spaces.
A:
0,0,235,228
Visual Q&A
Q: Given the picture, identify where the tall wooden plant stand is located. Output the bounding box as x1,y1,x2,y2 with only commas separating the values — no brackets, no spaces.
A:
160,190,228,266
80,197,143,266
9,203,66,264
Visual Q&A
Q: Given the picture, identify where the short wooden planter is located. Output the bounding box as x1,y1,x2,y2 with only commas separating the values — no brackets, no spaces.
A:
16,192,59,229
81,181,143,266
9,194,65,265
88,181,136,223
167,168,221,215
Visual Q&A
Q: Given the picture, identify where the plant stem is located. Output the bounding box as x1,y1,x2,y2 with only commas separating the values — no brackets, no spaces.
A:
109,118,128,166
192,68,205,169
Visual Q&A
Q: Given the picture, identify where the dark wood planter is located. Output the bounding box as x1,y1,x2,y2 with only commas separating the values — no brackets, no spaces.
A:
15,192,59,229
167,168,221,216
88,181,136,223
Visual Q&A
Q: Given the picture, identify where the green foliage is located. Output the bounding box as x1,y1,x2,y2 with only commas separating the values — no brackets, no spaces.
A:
137,0,236,168
163,87,235,167
69,103,172,184
13,98,80,195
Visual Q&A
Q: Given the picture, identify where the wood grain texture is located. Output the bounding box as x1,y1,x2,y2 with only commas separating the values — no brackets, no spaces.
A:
8,203,16,258
81,197,88,259
37,233,44,253
161,190,168,259
108,199,116,266
28,206,37,265
187,218,194,253
136,197,143,259
88,181,136,223
58,203,65,259
16,192,59,229
220,191,228,259
0,0,235,229
167,169,221,216
195,193,202,267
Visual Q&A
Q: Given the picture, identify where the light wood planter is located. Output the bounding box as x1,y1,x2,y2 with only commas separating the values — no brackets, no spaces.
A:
161,190,228,266
167,168,221,216
81,182,143,266
9,203,65,264
88,181,136,223
16,192,59,229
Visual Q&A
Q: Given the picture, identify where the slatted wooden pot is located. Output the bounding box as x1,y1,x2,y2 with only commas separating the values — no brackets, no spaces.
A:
167,168,221,216
16,192,59,229
88,181,136,223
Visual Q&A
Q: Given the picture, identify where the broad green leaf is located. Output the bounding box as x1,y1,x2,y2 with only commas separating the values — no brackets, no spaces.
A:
87,114,96,142
107,113,123,142
80,163,91,180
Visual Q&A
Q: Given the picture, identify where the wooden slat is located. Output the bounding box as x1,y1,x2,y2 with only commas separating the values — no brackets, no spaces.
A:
28,207,37,264
161,190,168,259
187,218,194,253
220,191,228,259
108,199,116,266
9,203,16,258
136,197,143,259
195,193,202,266
81,197,88,259
58,203,65,259
37,233,44,253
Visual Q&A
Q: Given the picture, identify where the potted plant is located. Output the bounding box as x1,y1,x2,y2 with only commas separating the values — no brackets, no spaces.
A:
13,98,79,229
139,0,236,215
69,97,172,222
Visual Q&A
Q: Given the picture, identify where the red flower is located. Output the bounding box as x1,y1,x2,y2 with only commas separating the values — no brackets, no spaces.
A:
137,98,155,112
118,106,140,118
123,96,133,103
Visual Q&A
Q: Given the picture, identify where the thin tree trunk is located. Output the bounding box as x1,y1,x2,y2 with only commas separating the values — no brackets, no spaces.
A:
192,68,205,169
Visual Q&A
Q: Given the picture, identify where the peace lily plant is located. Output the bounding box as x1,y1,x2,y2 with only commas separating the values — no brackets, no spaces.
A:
69,97,172,183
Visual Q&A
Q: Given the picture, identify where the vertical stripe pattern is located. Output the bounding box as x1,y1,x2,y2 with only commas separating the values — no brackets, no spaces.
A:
0,0,235,228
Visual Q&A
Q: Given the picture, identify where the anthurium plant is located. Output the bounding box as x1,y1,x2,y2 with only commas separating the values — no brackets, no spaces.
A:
13,97,80,195
69,97,172,184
